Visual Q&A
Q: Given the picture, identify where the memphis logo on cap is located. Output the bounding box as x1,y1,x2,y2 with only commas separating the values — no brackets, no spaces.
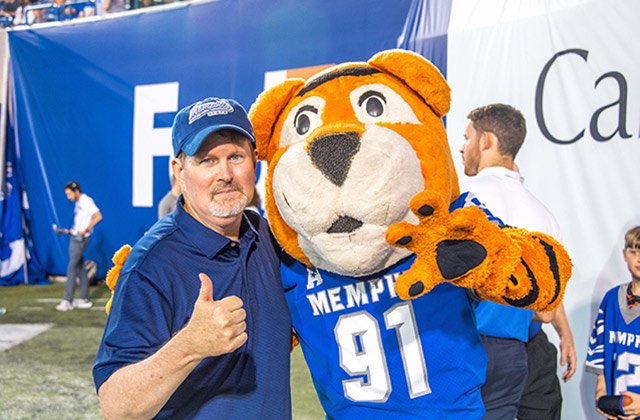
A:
188,99,234,125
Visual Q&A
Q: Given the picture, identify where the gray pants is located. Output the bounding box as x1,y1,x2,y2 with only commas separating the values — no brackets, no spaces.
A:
480,335,529,420
64,235,90,302
517,330,562,420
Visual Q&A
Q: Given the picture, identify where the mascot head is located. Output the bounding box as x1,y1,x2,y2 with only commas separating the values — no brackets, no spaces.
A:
250,49,459,276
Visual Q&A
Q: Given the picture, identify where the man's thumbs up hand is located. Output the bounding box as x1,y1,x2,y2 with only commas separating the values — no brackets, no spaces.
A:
198,272,215,302
185,273,247,359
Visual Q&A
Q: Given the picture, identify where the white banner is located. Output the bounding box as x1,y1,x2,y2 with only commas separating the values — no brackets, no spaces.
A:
447,1,640,418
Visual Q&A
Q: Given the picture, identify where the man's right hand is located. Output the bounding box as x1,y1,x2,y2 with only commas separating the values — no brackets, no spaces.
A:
183,273,247,359
98,273,248,419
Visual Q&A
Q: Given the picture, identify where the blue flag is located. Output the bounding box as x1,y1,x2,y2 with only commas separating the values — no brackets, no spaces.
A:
0,104,46,286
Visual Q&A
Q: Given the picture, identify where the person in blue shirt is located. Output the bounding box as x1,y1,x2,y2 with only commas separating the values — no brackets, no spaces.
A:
93,97,292,419
586,226,640,419
459,104,575,420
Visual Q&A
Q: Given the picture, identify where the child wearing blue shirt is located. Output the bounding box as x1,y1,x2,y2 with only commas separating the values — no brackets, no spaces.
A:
586,226,640,419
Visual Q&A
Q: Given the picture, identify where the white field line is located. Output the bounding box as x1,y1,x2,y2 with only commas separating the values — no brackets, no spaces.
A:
0,324,54,351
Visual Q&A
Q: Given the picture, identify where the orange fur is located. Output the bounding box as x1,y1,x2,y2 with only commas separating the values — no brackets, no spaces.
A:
104,244,131,315
250,49,462,263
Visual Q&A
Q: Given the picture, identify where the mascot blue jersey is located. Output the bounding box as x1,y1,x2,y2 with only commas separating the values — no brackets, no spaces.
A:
586,283,640,395
282,193,492,419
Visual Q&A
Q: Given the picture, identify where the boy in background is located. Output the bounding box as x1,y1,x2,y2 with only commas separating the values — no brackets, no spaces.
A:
586,226,640,419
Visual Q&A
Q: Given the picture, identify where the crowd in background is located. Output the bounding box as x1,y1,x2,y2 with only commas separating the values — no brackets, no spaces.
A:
0,0,177,26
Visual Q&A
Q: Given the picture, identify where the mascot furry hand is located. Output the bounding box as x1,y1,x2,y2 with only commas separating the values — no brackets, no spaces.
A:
106,49,571,417
249,49,570,312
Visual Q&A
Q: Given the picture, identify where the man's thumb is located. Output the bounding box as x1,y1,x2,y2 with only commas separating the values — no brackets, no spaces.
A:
198,273,214,302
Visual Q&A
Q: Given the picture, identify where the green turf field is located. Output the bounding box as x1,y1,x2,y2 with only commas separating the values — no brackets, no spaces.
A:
0,282,324,419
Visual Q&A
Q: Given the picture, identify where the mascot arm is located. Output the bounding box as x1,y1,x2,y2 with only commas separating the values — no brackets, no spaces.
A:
386,190,571,312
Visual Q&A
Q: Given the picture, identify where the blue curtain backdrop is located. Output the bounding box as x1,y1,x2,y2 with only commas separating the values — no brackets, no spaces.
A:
6,0,415,279
398,0,452,78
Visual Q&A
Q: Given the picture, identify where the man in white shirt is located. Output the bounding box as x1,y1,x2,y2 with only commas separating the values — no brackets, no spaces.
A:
459,104,575,420
55,181,102,312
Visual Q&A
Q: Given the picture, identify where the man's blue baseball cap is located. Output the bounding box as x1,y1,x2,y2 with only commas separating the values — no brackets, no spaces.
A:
171,97,256,156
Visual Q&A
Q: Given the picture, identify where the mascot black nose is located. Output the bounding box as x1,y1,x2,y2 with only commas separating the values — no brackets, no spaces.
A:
308,132,361,187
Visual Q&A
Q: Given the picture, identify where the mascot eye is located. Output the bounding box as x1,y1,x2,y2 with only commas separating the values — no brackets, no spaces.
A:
296,114,311,135
359,91,386,119
294,105,319,136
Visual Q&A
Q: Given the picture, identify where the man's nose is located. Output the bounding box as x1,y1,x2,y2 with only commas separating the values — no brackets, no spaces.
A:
217,160,234,180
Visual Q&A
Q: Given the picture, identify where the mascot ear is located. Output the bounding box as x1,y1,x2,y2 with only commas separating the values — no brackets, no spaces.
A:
249,79,305,162
369,49,451,118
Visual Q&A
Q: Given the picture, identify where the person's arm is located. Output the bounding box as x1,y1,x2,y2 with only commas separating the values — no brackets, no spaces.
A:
532,308,555,323
79,211,102,235
595,374,617,419
98,274,247,419
551,303,576,382
53,225,70,235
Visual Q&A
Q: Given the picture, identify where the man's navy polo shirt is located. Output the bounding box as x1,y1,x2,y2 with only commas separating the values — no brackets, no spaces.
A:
93,200,292,419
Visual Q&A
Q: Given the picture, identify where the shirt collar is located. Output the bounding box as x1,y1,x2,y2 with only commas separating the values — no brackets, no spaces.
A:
626,282,640,309
174,195,259,259
476,166,523,182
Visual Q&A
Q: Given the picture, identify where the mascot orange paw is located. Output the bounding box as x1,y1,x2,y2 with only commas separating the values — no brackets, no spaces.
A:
386,190,520,300
478,228,572,312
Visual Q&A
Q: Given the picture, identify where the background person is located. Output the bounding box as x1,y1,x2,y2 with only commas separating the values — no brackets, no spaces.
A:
459,103,575,419
157,173,181,220
93,97,291,419
586,226,640,419
55,181,102,312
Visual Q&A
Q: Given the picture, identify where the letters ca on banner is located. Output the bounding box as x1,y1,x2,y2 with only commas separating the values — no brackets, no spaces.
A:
535,48,636,145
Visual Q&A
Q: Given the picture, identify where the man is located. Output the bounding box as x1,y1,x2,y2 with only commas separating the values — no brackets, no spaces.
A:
459,104,576,420
157,173,181,220
93,97,291,419
55,181,102,311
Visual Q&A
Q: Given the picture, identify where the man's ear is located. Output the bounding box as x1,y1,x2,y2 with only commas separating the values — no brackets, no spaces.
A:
252,147,259,169
481,132,497,151
171,158,183,185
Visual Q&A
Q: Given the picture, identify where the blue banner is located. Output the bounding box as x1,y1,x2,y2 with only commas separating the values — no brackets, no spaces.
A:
7,0,412,277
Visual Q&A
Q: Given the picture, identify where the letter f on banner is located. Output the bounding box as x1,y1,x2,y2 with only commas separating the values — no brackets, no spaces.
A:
132,82,178,207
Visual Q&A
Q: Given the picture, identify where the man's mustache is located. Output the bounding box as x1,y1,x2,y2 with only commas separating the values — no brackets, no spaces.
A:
210,181,244,196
